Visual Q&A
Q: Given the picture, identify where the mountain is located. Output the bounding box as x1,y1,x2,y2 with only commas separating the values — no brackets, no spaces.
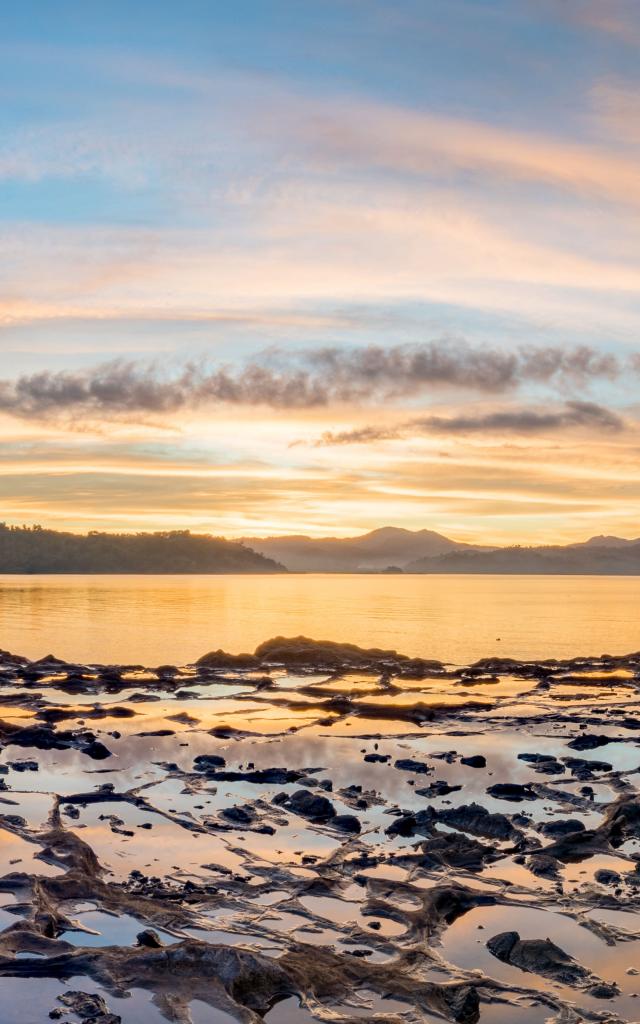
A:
406,542,640,575
0,525,285,574
241,527,476,572
242,526,640,574
570,535,640,549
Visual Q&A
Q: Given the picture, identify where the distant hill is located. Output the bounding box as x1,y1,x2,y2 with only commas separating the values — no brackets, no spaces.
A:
1,523,638,574
406,542,640,575
0,525,285,574
242,526,640,574
570,534,640,549
241,526,476,572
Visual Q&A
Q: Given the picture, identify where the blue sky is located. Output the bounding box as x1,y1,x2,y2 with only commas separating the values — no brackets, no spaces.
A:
0,0,639,540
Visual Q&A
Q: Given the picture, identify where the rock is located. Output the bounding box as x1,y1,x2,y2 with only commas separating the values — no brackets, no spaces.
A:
394,758,432,774
196,650,259,669
420,831,493,871
287,789,336,821
57,991,121,1023
192,754,226,771
589,982,618,999
460,755,486,768
436,803,519,841
8,759,38,772
562,756,612,779
595,868,621,884
539,819,586,838
222,805,255,825
567,734,612,751
253,635,443,673
386,814,417,837
332,814,361,833
203,767,306,785
364,753,390,763
415,781,462,798
83,740,112,760
487,783,537,802
136,929,164,947
486,931,597,987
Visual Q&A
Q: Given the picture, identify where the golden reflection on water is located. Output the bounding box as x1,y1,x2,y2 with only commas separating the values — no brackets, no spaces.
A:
0,573,637,664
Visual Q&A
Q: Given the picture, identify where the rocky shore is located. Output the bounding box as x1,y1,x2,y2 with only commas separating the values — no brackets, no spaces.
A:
0,636,637,1022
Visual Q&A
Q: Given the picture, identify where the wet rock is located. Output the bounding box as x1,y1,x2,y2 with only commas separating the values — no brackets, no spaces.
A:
588,982,618,999
195,649,259,669
286,789,336,821
416,781,462,798
486,782,537,802
562,755,612,779
567,733,613,751
539,819,586,838
8,759,38,772
192,753,227,771
253,635,443,672
436,803,519,841
460,755,486,768
487,931,611,990
595,868,621,884
136,929,164,947
222,805,256,825
83,740,112,760
541,827,602,863
57,991,121,1023
386,814,417,837
394,757,432,774
204,767,306,785
332,814,361,833
420,831,493,870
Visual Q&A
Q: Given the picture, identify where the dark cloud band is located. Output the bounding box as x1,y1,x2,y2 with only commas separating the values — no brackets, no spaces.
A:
0,341,629,421
317,401,626,445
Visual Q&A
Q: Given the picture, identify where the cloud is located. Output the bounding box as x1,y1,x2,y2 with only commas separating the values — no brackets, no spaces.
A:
546,0,640,46
0,342,628,422
316,401,626,445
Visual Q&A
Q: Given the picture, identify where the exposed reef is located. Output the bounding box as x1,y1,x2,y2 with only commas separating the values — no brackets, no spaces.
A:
0,636,637,1022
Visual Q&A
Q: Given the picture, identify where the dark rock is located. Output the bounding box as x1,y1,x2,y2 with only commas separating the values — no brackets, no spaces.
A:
394,758,431,774
83,740,112,760
420,831,493,871
487,931,597,987
416,781,462,798
460,755,486,768
386,814,417,837
222,805,256,825
58,991,121,1023
136,929,164,947
192,754,227,771
436,803,519,841
487,783,537,802
287,789,336,821
567,734,612,751
539,819,586,838
332,814,361,833
595,868,621,884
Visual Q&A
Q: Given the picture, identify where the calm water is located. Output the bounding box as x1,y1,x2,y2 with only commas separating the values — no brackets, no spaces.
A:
0,573,637,665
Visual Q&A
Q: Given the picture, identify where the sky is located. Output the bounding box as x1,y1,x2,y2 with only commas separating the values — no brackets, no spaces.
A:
1,0,639,543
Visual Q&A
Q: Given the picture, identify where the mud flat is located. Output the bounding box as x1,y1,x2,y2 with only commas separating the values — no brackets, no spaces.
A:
0,636,638,1022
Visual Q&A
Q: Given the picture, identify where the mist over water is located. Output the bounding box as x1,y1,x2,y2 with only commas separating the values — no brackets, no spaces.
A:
0,573,637,664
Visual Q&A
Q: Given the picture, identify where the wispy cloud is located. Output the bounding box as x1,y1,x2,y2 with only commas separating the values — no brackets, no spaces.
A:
316,401,626,445
0,342,628,422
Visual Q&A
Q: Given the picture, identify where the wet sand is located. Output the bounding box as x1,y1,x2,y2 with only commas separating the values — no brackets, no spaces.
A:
0,635,637,1023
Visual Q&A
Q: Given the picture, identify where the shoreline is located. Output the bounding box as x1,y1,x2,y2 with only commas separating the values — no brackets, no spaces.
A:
0,635,637,1021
